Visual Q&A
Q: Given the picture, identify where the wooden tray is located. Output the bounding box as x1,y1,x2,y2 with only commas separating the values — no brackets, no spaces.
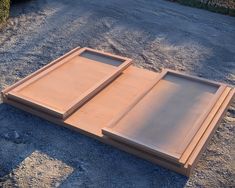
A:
3,47,132,119
102,69,226,164
2,48,234,176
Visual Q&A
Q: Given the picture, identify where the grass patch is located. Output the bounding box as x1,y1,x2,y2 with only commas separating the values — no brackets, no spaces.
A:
172,0,235,16
0,0,10,23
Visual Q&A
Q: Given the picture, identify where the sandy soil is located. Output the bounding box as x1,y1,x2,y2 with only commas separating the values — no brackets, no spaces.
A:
0,0,234,187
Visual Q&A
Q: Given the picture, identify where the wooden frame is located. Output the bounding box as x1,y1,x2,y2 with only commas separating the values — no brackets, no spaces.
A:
102,69,227,165
1,47,234,177
2,47,132,119
2,86,233,176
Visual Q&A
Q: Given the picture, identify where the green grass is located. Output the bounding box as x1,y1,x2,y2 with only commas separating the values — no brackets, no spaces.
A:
0,0,10,23
174,0,235,16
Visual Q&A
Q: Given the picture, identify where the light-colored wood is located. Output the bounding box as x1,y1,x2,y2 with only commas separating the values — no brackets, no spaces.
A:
3,86,234,177
5,48,132,119
185,88,235,169
106,70,168,132
1,47,81,96
2,85,234,176
102,70,225,164
180,87,231,164
1,48,234,177
2,65,159,138
65,66,160,136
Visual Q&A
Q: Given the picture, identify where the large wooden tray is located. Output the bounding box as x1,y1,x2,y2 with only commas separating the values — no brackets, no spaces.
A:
102,69,226,164
3,47,132,119
2,47,234,176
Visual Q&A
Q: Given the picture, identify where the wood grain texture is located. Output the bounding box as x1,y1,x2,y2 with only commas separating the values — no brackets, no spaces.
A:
2,87,234,176
4,47,132,119
102,70,225,164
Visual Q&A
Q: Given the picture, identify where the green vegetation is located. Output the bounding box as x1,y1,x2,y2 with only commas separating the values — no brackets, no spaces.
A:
174,0,235,16
0,0,10,23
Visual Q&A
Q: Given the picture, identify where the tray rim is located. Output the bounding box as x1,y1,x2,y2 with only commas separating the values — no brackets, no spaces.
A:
2,47,132,119
102,69,226,164
1,66,234,176
2,84,233,177
185,87,234,168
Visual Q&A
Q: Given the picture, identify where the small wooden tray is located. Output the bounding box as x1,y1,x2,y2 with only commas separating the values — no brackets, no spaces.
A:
3,48,132,119
102,69,226,164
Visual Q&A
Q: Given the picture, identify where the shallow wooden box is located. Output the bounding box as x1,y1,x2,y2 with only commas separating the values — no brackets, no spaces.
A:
1,47,234,176
4,47,132,119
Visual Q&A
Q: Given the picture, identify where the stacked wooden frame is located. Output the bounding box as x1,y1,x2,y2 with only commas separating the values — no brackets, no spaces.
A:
1,47,234,176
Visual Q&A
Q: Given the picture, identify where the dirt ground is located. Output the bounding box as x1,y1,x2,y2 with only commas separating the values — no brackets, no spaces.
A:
0,0,234,187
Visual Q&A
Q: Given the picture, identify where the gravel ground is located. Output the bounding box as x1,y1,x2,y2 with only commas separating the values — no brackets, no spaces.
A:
0,0,235,187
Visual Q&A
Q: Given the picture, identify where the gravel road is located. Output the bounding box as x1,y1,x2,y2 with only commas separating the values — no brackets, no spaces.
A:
0,0,234,187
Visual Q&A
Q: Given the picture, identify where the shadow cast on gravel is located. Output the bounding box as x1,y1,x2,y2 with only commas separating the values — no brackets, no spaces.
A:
10,0,47,18
0,103,188,187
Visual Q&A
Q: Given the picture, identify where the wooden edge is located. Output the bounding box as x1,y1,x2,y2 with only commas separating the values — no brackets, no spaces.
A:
2,47,86,118
105,69,225,131
10,48,87,93
2,97,189,176
63,59,132,119
104,69,168,130
178,84,226,163
7,92,64,119
102,136,189,176
164,69,226,88
103,68,226,164
2,66,233,177
179,87,230,164
2,96,63,124
102,127,181,163
2,47,133,120
1,47,81,96
5,90,233,177
103,88,234,177
164,69,227,162
184,88,235,176
101,69,184,164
